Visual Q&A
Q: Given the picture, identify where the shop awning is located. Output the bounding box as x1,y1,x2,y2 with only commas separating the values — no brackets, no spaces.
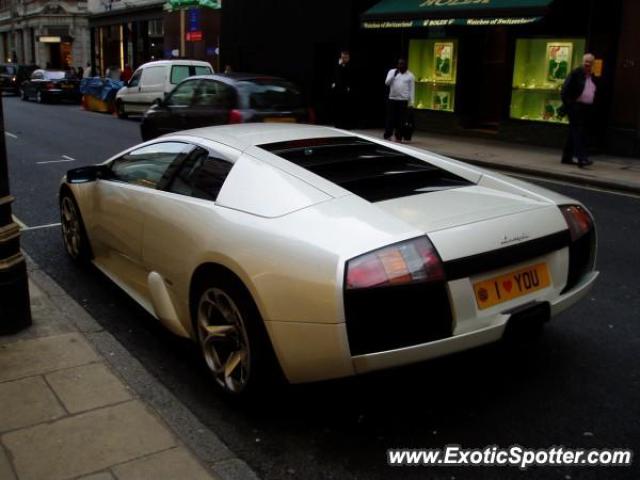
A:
362,0,555,29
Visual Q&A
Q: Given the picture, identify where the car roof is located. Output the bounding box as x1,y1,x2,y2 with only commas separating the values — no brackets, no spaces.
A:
137,59,212,69
176,124,352,152
183,73,293,85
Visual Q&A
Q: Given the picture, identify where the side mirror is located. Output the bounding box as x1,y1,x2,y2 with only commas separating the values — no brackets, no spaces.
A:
66,165,110,184
152,97,164,107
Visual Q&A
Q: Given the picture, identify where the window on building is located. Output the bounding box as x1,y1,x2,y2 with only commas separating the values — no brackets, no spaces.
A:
409,38,458,112
510,38,586,124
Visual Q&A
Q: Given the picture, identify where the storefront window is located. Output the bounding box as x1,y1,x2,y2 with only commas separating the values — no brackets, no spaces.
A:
409,39,458,112
510,38,586,124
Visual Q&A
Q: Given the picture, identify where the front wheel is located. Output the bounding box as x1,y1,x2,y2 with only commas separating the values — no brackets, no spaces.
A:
36,90,46,104
60,191,92,263
20,89,28,101
194,277,277,396
116,100,128,119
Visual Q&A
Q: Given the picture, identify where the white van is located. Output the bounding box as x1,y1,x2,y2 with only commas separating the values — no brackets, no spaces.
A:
115,59,213,118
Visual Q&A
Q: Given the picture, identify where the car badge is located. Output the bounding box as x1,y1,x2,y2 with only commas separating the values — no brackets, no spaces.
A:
500,233,530,246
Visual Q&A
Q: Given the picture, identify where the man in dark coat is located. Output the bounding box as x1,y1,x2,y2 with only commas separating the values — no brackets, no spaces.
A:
561,53,597,168
331,50,355,129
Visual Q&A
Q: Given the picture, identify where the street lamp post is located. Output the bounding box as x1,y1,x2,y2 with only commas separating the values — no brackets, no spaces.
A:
0,95,31,333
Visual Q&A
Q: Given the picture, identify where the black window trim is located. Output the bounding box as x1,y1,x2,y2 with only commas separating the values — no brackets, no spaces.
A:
161,146,234,202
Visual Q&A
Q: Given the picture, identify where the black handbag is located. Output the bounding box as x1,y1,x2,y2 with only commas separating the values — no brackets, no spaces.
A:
402,108,415,141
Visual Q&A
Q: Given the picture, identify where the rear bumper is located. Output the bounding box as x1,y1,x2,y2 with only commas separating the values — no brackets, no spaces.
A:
353,270,598,375
268,270,598,384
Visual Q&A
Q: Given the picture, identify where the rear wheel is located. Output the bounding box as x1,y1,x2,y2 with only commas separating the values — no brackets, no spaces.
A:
59,191,92,263
116,100,128,119
193,275,279,396
36,90,46,104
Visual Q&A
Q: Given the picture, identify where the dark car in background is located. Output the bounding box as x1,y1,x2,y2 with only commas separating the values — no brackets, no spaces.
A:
0,64,38,95
140,73,313,140
20,69,81,103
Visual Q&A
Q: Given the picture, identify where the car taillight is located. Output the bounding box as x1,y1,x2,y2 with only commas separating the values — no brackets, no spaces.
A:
560,205,593,241
346,237,445,290
228,109,243,124
307,107,316,124
46,82,55,90
560,205,597,292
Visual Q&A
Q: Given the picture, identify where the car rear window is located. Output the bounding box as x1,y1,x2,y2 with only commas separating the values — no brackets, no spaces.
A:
259,137,473,202
237,78,304,110
44,71,66,80
0,65,15,75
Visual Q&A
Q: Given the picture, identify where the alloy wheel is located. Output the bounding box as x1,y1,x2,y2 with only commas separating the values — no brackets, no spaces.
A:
197,287,251,393
60,196,81,258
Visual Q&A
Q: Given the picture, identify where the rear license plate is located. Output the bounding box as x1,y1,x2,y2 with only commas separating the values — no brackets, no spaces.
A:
62,84,73,89
264,117,296,123
473,263,551,310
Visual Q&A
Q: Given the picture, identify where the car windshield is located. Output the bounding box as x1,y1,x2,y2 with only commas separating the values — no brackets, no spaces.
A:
44,71,66,80
237,78,304,110
259,137,473,202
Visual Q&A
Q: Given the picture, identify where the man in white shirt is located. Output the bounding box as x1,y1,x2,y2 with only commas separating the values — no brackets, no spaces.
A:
384,59,415,142
561,53,597,168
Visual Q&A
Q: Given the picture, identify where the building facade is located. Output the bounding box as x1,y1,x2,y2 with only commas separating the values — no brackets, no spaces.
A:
220,0,640,158
0,0,89,68
88,0,165,74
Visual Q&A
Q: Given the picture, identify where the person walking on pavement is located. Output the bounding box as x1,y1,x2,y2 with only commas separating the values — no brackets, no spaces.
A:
561,53,597,168
331,50,355,129
384,58,415,142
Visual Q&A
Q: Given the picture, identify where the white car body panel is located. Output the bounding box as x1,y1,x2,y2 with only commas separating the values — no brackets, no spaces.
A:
62,124,599,384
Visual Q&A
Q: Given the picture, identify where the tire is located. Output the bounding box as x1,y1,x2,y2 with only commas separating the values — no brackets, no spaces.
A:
116,100,128,119
59,190,93,263
140,123,156,141
20,89,27,101
36,90,46,104
192,273,279,396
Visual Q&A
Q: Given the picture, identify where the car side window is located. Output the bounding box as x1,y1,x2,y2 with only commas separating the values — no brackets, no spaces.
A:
109,142,193,189
167,147,233,201
128,69,142,87
170,65,190,85
193,80,236,108
165,80,199,107
31,71,43,80
195,66,213,76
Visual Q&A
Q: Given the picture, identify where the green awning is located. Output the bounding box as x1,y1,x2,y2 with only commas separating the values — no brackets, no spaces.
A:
362,0,554,29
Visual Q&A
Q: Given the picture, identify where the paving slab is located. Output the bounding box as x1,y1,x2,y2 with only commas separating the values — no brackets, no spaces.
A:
0,333,99,382
2,400,176,480
112,447,215,480
0,376,65,432
77,472,116,480
45,362,132,414
0,444,17,480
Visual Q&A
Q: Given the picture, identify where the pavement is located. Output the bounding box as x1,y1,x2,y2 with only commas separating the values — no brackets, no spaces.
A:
358,129,640,195
0,257,258,480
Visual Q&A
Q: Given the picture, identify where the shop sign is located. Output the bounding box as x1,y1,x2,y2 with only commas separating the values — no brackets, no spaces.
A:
186,31,203,41
420,0,490,6
188,8,200,32
167,0,221,10
362,16,541,28
38,36,62,43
